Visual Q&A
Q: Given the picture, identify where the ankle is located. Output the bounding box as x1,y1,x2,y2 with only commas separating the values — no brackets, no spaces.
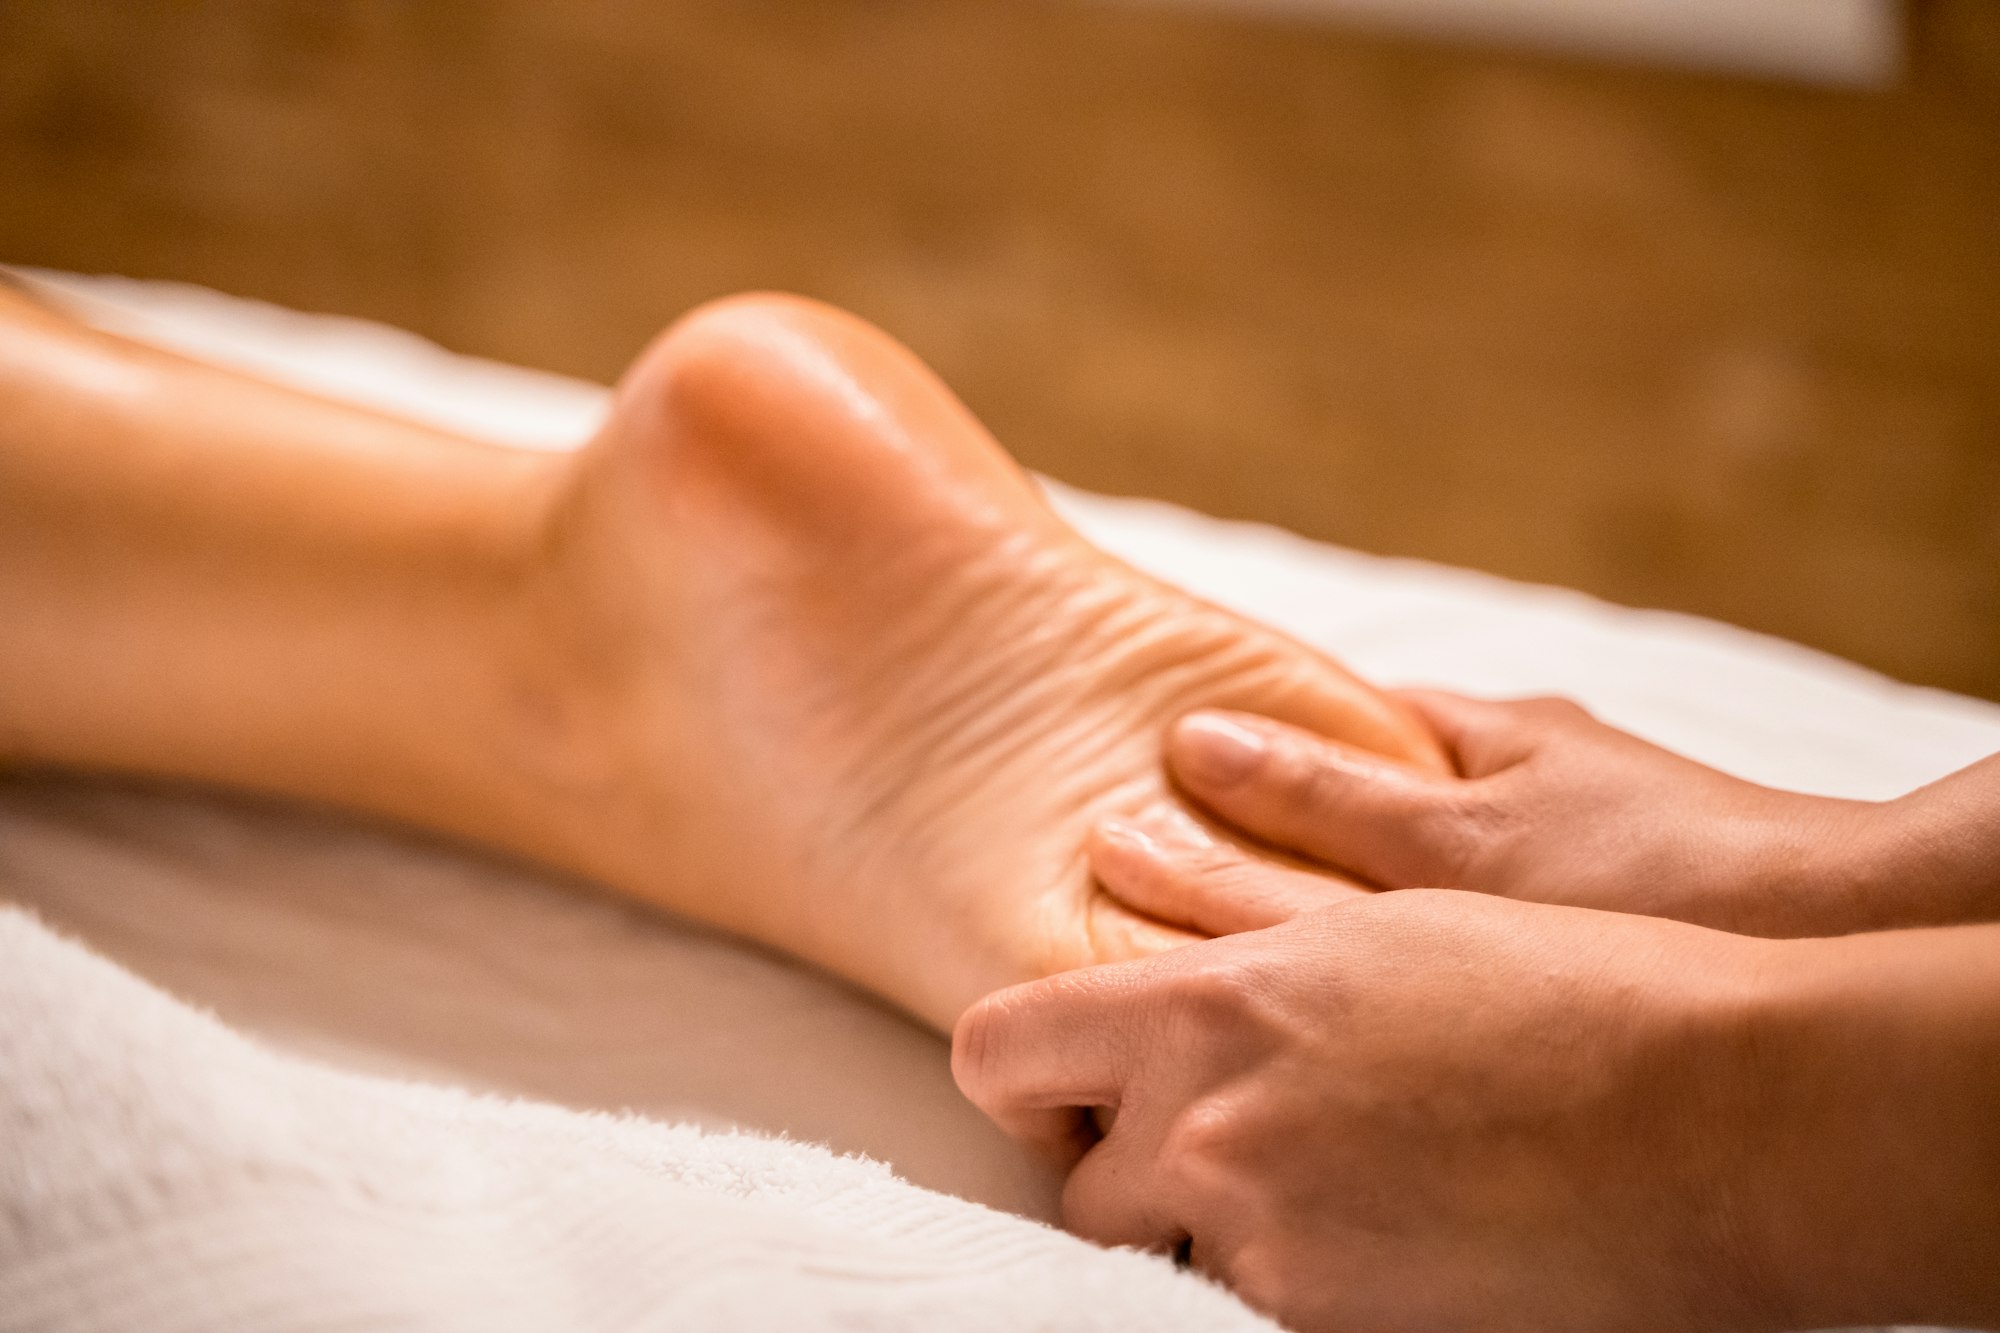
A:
408,448,641,879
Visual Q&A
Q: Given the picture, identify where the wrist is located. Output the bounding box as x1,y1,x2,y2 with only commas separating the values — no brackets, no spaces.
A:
1637,929,1811,1332
1729,791,1956,937
1769,780,2000,935
1721,929,2000,1330
1865,760,2000,927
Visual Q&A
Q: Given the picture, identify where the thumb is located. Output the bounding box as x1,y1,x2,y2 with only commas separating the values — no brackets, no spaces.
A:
1167,710,1479,890
1395,688,1587,778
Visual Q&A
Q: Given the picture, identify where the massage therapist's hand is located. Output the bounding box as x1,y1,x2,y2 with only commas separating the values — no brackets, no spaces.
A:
954,888,2000,1333
1133,691,2000,938
955,889,1787,1333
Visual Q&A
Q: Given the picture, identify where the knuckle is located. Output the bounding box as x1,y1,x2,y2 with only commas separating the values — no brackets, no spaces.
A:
1200,859,1282,906
1162,1103,1242,1174
1181,837,1249,879
1416,789,1513,885
1279,743,1353,821
1170,957,1261,1023
1415,795,1484,882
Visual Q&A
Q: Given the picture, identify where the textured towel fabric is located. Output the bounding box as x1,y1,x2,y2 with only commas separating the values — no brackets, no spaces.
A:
0,910,1270,1332
3,271,1997,1331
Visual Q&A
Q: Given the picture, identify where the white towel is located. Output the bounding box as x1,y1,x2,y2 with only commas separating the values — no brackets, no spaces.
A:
0,908,1270,1331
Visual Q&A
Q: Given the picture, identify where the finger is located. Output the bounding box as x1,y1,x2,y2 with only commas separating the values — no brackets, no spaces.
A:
1090,811,1368,935
1394,689,1586,777
951,964,1155,1158
1085,888,1208,960
1060,1122,1186,1254
1167,711,1476,889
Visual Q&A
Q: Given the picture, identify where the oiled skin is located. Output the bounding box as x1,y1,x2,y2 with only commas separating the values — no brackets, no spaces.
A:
548,297,1445,1024
0,284,1441,1030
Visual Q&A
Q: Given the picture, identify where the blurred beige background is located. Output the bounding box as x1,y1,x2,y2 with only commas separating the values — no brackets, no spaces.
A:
2,1,1995,698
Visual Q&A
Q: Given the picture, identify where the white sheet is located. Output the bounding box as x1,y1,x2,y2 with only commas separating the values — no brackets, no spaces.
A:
3,270,1996,1277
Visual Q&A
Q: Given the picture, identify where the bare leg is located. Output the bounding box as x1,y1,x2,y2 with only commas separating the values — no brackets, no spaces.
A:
0,288,1443,1029
0,283,574,854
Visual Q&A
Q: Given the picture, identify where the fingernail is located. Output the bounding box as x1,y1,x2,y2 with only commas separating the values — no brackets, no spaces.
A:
1172,714,1269,787
1095,816,1162,861
1132,802,1219,849
1103,806,1213,858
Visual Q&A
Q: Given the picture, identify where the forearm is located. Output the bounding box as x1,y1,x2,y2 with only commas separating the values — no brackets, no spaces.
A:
0,288,589,863
1862,754,2000,922
1739,923,2000,1329
1773,758,2000,935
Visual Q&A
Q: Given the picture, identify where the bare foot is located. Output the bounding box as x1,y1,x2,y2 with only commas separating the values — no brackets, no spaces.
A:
537,295,1445,1030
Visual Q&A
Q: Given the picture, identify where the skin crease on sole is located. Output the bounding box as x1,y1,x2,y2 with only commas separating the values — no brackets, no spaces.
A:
538,292,1448,1031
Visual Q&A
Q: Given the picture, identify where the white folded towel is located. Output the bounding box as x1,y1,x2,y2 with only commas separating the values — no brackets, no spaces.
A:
0,909,1271,1332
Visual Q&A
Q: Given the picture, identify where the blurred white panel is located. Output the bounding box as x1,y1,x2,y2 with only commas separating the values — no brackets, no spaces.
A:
1120,0,1902,84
